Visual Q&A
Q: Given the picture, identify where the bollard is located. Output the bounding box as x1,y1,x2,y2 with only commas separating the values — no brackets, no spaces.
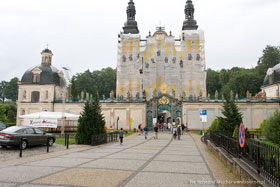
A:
65,133,67,146
19,136,23,157
66,134,69,149
47,136,49,153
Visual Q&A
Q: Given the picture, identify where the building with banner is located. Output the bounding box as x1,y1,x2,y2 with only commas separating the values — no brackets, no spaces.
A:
116,0,206,101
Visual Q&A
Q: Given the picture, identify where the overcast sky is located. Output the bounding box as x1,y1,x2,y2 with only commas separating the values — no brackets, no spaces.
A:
0,0,280,81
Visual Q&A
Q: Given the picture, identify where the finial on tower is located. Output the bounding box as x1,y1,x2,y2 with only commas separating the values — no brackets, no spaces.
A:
182,0,198,30
123,0,139,34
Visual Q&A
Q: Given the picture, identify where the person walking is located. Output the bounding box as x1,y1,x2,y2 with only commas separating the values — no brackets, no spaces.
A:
181,124,185,135
185,122,189,133
144,126,148,139
138,124,141,135
173,125,177,139
154,125,159,139
177,125,181,140
119,128,124,145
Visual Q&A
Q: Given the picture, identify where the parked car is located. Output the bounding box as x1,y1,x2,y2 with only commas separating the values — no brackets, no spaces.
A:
0,126,56,149
0,121,7,131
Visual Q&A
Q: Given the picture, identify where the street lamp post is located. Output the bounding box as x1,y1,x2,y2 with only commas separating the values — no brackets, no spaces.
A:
117,116,119,130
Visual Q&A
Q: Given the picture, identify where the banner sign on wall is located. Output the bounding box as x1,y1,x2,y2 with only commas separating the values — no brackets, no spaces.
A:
24,119,58,128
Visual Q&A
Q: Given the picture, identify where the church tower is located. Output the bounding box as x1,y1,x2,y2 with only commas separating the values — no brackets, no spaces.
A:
116,0,206,100
117,0,141,99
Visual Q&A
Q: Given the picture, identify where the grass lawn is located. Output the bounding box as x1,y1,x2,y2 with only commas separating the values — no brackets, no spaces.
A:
54,131,135,145
55,137,76,145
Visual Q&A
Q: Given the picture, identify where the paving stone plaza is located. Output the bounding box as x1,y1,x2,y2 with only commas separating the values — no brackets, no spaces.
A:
0,133,219,187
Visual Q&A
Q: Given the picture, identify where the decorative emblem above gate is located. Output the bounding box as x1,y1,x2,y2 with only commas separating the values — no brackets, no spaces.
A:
158,96,170,105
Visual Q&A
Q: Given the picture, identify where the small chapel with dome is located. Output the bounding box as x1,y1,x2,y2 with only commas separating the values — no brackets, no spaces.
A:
17,48,65,120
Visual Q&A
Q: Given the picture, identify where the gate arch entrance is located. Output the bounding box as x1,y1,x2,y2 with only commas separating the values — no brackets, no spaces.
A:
146,94,182,130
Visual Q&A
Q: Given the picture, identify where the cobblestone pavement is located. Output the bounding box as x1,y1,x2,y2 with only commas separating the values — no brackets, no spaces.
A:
0,133,217,187
0,143,81,162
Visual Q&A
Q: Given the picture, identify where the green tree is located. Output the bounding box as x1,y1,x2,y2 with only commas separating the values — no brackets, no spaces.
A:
217,95,243,136
71,68,116,99
0,104,6,122
0,81,7,103
206,69,221,97
4,102,17,123
4,77,19,102
263,110,280,145
75,93,105,145
256,45,280,77
75,101,95,144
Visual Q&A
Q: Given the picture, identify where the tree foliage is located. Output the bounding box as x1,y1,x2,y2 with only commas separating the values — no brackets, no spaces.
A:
206,45,280,98
263,110,280,145
0,104,6,122
217,96,243,136
71,68,116,98
75,93,106,145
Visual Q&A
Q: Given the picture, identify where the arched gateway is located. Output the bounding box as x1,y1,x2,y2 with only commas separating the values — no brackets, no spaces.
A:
146,94,182,130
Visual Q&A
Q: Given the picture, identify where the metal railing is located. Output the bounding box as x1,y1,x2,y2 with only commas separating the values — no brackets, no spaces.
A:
54,96,280,104
210,132,280,186
91,132,119,146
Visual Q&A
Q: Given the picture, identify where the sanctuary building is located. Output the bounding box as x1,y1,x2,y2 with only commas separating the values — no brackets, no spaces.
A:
116,0,206,100
16,0,279,131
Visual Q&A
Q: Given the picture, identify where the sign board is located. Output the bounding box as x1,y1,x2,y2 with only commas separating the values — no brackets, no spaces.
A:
200,110,207,123
153,118,157,124
129,119,133,126
239,122,245,148
24,119,58,128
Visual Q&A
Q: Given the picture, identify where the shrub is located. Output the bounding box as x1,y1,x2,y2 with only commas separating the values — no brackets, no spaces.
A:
260,119,267,130
263,110,280,145
232,125,239,138
207,118,219,133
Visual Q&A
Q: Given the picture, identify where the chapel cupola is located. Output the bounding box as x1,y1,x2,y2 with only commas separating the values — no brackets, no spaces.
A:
182,0,198,30
123,0,139,34
41,48,53,66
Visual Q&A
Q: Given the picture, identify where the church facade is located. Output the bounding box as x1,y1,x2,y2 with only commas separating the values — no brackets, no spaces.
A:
116,0,206,100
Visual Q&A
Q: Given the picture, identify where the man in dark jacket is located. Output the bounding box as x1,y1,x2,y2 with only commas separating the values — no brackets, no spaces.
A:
119,128,124,144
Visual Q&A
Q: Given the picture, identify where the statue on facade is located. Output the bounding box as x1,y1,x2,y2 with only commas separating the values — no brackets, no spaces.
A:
172,89,176,98
90,94,93,101
235,93,239,101
102,94,105,101
276,87,279,98
127,91,131,100
263,90,267,102
110,91,114,101
230,90,234,101
86,92,89,101
119,95,124,100
182,90,186,99
215,90,218,102
207,93,210,100
199,91,202,102
153,89,157,98
136,92,140,99
142,90,146,101
246,90,250,102
222,94,225,101
81,91,84,101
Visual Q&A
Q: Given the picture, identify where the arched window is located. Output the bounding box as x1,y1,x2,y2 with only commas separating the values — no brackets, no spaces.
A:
31,91,40,103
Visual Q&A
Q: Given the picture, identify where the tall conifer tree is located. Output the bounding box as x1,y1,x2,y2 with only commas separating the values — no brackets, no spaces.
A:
218,95,243,136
